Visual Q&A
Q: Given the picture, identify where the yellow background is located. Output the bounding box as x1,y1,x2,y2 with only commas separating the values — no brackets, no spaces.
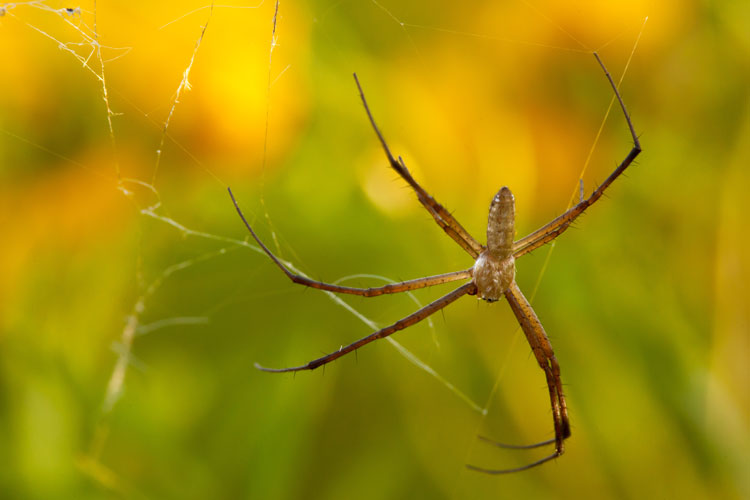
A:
0,0,747,498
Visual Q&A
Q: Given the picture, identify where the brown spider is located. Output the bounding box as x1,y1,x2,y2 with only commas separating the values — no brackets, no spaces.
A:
228,52,640,473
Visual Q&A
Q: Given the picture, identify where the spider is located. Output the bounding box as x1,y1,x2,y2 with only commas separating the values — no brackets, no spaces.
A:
228,52,640,474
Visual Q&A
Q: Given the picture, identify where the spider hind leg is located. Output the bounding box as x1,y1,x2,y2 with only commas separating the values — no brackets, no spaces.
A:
467,280,570,474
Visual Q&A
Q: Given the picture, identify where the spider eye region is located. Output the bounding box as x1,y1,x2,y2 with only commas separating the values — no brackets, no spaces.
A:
473,251,515,302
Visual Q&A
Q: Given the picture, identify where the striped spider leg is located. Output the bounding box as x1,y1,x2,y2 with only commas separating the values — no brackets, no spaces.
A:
230,51,640,473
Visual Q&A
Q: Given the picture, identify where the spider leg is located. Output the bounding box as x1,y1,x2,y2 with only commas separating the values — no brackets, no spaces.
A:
513,52,641,259
467,450,562,475
467,280,569,474
229,188,473,295
353,74,485,259
255,282,476,372
477,435,556,450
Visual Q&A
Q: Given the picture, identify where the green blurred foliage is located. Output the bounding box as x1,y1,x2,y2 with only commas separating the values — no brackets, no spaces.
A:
0,0,747,498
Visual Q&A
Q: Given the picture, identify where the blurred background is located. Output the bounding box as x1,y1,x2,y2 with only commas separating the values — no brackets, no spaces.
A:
0,0,747,498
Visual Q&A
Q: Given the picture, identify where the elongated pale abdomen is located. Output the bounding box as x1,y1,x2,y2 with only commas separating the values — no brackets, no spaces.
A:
473,187,516,302
487,187,515,259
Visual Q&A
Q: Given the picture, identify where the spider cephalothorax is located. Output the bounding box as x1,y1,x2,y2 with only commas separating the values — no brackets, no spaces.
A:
230,52,640,473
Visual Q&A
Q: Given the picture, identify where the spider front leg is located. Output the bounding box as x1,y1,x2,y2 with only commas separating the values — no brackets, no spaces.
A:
513,52,641,259
353,74,485,259
467,280,570,474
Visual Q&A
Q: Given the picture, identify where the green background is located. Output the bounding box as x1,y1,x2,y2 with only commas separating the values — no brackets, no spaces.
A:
0,0,747,498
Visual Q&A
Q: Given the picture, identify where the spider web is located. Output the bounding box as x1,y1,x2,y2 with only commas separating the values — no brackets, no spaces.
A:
1,0,648,494
2,0,488,482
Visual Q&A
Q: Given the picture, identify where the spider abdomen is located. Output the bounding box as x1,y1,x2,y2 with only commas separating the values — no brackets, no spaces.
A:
474,186,517,301
473,251,515,302
487,187,515,259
